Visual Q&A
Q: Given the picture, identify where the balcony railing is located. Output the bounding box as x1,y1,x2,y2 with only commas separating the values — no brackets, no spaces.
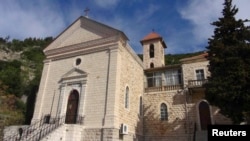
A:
188,79,208,88
145,76,183,92
145,85,183,93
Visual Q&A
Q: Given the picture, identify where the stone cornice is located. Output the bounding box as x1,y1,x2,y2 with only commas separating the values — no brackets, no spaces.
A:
44,16,128,52
44,36,118,56
45,43,118,61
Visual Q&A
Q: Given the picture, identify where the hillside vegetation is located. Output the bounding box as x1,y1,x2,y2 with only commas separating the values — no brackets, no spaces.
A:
0,36,53,128
138,51,204,65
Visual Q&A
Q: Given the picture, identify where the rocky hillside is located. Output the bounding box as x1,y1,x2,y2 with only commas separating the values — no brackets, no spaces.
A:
0,37,53,140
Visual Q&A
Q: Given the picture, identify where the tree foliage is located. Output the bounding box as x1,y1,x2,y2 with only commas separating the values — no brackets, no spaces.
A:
137,51,205,65
0,81,25,126
205,0,250,124
0,36,53,124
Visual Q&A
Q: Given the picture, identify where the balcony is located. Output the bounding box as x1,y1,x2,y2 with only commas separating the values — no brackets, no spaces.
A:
145,85,183,93
145,76,183,92
188,79,208,88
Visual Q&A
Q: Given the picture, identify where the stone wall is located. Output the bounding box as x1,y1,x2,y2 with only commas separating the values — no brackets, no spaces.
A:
143,91,193,141
181,60,210,87
118,43,144,140
142,40,165,69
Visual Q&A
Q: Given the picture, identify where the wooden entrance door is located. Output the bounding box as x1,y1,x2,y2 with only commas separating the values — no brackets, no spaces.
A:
65,90,79,124
199,101,211,130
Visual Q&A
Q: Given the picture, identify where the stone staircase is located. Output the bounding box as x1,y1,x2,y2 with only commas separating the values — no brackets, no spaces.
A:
195,130,207,141
3,116,66,141
4,115,84,141
41,124,83,141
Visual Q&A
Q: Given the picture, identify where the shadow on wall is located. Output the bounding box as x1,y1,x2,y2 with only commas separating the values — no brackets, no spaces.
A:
143,105,190,135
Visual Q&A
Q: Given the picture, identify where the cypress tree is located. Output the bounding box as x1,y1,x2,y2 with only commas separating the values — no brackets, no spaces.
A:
205,0,250,124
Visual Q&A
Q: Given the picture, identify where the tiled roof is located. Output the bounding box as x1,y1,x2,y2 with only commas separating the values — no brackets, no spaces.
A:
140,31,167,48
180,52,208,62
140,32,162,42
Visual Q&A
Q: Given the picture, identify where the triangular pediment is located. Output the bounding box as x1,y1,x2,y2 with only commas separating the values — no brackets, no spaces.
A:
59,68,87,82
44,16,128,53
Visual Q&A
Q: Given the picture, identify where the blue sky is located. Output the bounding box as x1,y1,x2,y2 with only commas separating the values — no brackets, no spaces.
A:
0,0,249,54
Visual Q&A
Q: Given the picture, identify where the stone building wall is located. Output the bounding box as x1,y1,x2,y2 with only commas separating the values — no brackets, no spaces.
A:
143,91,192,141
181,60,210,87
118,43,144,141
143,41,165,69
181,58,232,129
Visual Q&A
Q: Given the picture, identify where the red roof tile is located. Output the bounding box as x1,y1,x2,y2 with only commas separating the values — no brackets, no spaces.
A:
180,52,208,62
141,32,162,42
140,32,167,48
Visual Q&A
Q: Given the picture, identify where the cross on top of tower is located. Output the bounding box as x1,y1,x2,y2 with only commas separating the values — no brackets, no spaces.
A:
84,8,90,17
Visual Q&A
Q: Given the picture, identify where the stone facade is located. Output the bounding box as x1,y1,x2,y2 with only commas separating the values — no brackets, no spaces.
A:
143,91,192,141
30,16,144,141
4,16,233,141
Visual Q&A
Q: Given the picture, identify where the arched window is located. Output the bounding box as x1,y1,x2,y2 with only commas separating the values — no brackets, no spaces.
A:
150,63,154,68
149,44,154,58
125,87,129,109
160,103,168,121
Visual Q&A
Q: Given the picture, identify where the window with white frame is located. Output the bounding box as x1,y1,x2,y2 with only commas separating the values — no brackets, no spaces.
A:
165,69,182,85
125,87,129,109
160,103,168,121
147,72,162,87
196,69,205,80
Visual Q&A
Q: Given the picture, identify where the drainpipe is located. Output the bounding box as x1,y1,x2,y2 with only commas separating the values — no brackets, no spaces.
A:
103,49,111,126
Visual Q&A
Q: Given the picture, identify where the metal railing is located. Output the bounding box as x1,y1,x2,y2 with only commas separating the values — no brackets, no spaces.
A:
4,115,84,141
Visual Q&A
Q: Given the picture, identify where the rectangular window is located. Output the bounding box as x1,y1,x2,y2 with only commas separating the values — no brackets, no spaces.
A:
196,69,205,80
154,72,162,87
165,69,182,85
146,72,162,87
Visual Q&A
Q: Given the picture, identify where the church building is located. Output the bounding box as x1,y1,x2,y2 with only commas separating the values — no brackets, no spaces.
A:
4,16,232,141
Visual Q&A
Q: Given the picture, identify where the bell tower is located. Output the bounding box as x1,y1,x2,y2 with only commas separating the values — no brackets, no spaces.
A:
140,31,167,69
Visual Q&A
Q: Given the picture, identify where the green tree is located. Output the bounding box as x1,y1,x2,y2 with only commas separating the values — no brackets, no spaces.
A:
0,60,23,97
205,0,250,124
0,81,25,126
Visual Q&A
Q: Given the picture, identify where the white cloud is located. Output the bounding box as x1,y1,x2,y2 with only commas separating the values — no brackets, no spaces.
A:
178,0,223,45
0,0,65,40
233,0,250,25
177,0,250,52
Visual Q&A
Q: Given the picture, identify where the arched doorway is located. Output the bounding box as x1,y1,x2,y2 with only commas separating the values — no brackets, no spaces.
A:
198,101,211,130
65,90,79,124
